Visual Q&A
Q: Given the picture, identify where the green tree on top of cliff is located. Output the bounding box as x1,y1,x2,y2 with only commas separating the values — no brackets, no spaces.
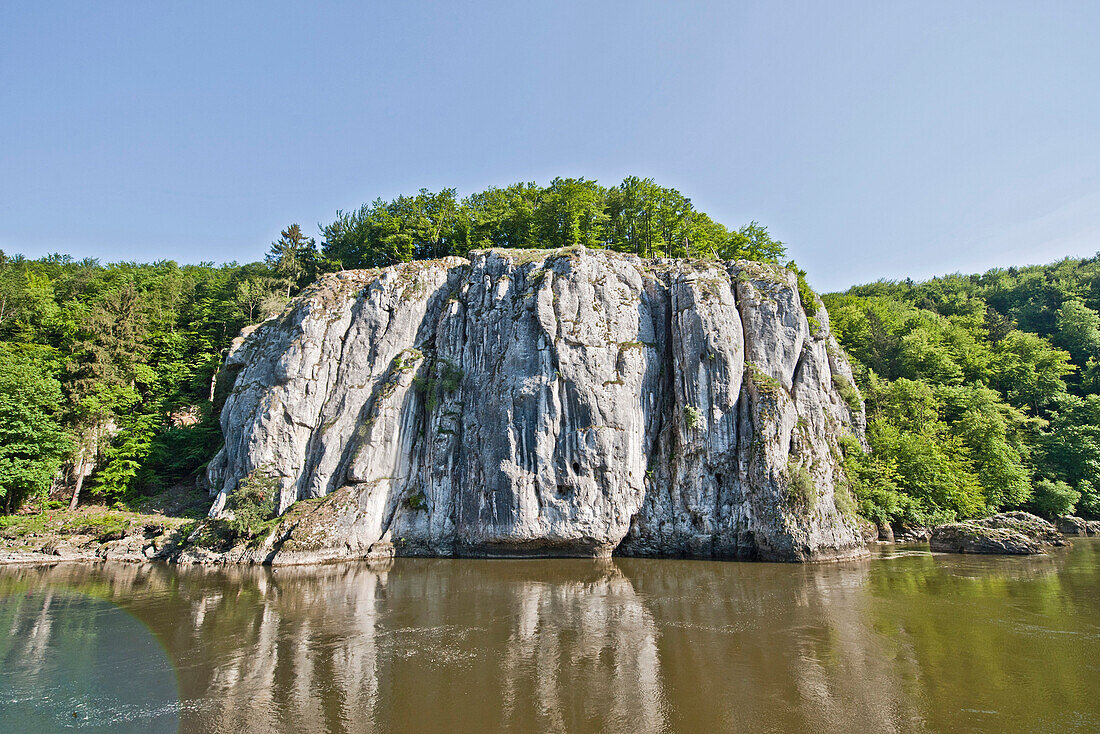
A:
267,224,320,297
318,177,788,269
718,221,786,262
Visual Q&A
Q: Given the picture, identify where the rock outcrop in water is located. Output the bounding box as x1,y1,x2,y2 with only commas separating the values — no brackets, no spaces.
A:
202,247,868,563
930,512,1066,555
1056,515,1100,537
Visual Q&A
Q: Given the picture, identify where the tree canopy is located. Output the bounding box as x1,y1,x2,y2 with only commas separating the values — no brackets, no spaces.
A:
317,177,787,268
828,255,1100,526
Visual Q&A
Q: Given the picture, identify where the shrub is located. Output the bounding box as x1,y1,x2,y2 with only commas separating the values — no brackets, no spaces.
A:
832,375,862,414
746,362,784,397
439,360,464,393
0,513,48,539
834,484,857,517
405,491,427,510
684,405,702,430
1029,479,1080,519
414,358,464,410
788,462,816,507
1077,480,1100,519
224,471,277,539
62,514,129,541
786,261,818,319
838,434,901,526
145,411,223,484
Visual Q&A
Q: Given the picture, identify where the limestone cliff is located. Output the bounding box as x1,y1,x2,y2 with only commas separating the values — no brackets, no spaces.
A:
201,247,868,563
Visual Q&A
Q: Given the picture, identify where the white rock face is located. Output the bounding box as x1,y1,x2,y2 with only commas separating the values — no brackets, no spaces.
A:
205,248,868,563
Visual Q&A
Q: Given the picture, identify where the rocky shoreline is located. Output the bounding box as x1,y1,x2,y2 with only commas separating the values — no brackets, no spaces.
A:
2,510,1096,567
0,510,194,565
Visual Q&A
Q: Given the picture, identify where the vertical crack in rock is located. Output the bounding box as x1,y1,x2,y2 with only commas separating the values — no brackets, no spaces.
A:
205,248,868,564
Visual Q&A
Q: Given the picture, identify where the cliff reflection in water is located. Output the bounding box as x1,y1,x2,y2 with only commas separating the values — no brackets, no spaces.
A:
1,541,1098,733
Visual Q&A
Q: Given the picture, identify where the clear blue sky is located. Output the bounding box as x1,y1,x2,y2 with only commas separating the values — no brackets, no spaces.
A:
2,1,1098,292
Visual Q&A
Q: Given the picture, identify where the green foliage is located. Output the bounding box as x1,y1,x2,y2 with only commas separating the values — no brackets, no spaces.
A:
0,249,300,512
833,481,857,517
320,177,787,268
787,261,824,335
1053,298,1100,365
413,357,464,411
91,413,158,500
438,360,464,393
786,261,819,319
0,346,71,511
851,376,1023,525
61,513,129,541
0,513,49,539
990,330,1073,412
222,471,277,540
684,405,702,430
746,362,784,396
145,410,223,483
1029,479,1080,519
832,374,862,414
266,223,322,295
787,462,815,507
827,253,1100,525
718,221,787,262
1077,480,1100,518
937,384,1032,509
868,415,985,521
838,435,901,526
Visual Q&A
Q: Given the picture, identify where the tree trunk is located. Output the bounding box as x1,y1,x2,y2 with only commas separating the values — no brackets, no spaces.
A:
69,459,87,511
209,361,220,403
68,433,95,511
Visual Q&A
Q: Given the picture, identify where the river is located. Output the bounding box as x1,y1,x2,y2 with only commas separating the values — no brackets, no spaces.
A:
1,540,1098,733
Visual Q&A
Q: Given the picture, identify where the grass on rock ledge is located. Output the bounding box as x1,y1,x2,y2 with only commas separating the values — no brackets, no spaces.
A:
0,484,209,554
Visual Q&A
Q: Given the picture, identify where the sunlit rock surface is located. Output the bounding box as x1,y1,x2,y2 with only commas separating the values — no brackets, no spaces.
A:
204,247,867,563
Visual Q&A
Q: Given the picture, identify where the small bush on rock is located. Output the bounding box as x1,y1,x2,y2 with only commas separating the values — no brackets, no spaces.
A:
788,462,816,507
224,471,277,539
684,405,702,430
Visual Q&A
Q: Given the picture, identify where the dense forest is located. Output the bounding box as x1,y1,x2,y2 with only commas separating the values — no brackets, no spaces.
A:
0,177,787,515
827,258,1100,527
3,174,1098,530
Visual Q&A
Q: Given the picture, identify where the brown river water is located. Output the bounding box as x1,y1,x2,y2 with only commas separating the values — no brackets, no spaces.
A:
1,540,1098,733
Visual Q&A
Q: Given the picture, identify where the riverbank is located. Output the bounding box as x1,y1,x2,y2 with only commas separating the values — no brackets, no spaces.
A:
2,505,1095,567
0,487,205,565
